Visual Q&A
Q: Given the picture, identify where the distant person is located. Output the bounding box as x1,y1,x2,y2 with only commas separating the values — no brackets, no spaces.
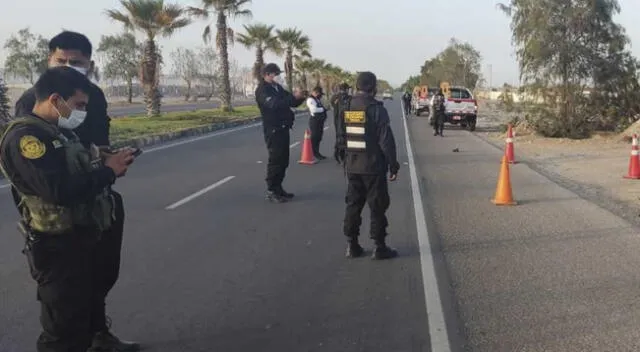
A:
335,71,400,260
13,30,139,351
431,88,446,136
306,86,328,160
255,63,307,203
331,83,351,164
0,66,137,352
402,91,411,115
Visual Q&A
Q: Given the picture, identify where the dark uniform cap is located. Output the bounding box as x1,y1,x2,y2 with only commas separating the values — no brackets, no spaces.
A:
338,83,350,90
262,63,282,75
356,72,377,93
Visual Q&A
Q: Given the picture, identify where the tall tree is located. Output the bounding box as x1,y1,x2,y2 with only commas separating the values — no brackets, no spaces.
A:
420,38,482,89
171,47,200,101
106,0,191,117
276,28,311,90
498,0,639,137
237,23,282,83
197,46,219,100
97,32,142,103
188,0,252,112
294,58,313,90
3,28,48,84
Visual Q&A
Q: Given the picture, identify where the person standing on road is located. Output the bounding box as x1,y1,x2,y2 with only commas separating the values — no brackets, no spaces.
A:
255,63,307,203
12,31,139,351
306,86,328,160
431,88,446,136
336,71,400,260
402,91,412,115
0,67,136,352
331,83,351,164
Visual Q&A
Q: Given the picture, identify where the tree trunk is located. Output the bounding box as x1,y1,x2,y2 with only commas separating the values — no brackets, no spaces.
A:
302,73,308,90
217,12,233,112
141,38,160,117
285,49,293,91
126,77,133,104
185,80,191,101
253,47,264,84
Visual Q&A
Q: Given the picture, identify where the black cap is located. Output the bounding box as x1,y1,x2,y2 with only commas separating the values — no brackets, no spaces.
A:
312,86,323,94
356,71,377,93
262,63,282,75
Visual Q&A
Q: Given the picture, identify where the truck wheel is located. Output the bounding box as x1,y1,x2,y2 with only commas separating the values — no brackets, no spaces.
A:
416,110,421,116
460,122,467,128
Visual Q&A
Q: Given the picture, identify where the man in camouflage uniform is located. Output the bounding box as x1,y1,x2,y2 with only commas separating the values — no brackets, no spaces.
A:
431,88,446,136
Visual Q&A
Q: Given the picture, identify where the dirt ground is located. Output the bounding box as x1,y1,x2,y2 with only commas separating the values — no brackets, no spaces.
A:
473,99,640,223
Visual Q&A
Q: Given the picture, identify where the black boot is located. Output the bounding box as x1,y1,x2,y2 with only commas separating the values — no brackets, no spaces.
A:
345,239,364,258
372,239,398,260
265,190,288,203
88,318,140,352
277,188,295,199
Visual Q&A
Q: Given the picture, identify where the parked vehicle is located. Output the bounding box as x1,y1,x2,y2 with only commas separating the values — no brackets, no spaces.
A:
429,86,478,131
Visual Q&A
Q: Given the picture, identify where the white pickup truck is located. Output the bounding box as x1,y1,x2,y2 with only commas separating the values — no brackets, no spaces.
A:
429,86,478,131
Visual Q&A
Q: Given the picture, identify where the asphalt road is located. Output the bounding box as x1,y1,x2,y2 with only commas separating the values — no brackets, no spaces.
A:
1,97,640,351
108,99,255,117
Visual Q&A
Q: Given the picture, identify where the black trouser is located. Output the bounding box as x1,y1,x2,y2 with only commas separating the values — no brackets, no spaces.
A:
403,100,411,114
24,192,125,352
309,115,326,156
343,173,390,243
91,190,125,333
433,112,445,134
24,231,100,352
264,126,290,192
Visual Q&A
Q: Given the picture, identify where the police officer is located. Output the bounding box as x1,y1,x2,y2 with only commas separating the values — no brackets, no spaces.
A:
0,67,136,352
336,71,400,260
13,31,139,351
306,86,328,160
402,91,412,115
330,83,351,164
255,63,307,203
431,88,446,136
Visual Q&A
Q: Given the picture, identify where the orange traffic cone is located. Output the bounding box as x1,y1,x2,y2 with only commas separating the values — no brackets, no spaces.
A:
298,129,317,165
505,124,517,164
492,155,517,205
624,134,640,179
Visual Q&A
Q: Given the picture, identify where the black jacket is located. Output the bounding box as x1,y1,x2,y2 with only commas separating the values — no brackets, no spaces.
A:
255,81,305,133
14,82,111,148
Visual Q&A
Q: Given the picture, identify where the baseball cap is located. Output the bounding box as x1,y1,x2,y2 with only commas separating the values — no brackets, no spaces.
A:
262,63,282,75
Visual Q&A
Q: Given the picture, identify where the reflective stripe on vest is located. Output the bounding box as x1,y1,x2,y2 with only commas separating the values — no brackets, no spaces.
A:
0,116,113,234
343,106,368,152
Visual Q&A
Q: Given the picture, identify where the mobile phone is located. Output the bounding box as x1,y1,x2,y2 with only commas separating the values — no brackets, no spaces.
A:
132,148,143,157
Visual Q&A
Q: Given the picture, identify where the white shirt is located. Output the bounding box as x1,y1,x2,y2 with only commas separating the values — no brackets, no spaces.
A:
306,96,326,115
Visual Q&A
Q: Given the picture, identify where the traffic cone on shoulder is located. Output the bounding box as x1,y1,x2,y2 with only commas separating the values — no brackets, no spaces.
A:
298,129,317,165
624,134,640,179
505,124,517,164
492,155,517,206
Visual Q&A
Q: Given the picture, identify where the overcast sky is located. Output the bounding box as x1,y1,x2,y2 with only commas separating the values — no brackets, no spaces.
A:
1,0,639,87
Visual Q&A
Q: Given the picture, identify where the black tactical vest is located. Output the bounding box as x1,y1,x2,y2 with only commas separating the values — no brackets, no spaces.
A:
310,96,327,118
341,96,385,174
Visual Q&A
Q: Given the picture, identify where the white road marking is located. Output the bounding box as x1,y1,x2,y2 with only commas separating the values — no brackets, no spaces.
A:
400,100,452,351
165,176,235,210
323,126,329,130
0,182,9,189
289,141,300,148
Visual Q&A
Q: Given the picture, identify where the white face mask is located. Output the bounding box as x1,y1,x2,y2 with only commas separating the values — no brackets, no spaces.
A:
67,64,88,76
52,100,87,130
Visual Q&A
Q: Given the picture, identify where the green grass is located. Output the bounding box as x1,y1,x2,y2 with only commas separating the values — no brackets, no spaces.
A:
110,105,261,143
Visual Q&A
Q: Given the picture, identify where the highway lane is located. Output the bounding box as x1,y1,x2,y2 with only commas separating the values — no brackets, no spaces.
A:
407,112,640,351
107,99,255,117
0,104,434,351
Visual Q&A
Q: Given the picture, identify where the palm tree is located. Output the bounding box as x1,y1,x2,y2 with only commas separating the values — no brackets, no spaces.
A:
294,58,314,90
276,28,311,91
188,0,251,112
106,0,191,117
237,23,282,84
308,58,327,88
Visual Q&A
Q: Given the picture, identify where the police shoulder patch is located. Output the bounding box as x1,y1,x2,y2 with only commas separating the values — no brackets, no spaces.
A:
344,111,366,124
19,135,47,160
